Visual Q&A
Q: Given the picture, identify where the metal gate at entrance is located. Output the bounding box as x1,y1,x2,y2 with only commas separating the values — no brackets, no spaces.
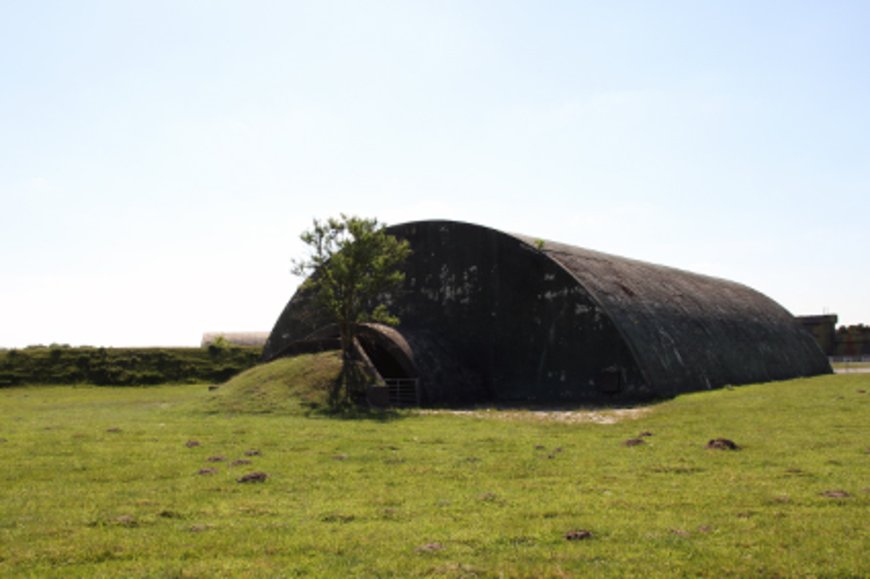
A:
385,378,420,406
356,327,420,407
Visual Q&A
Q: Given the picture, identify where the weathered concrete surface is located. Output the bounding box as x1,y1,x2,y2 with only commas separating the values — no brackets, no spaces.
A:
519,236,832,398
263,220,832,405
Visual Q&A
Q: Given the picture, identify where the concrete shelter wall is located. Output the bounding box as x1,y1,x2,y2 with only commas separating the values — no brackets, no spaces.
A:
264,221,647,404
264,219,831,405
387,221,646,403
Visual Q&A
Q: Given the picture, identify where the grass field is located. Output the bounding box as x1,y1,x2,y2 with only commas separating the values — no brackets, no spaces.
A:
0,361,868,577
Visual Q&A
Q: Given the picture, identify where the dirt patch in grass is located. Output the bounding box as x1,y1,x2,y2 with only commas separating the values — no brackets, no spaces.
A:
419,407,650,424
114,515,138,528
321,512,355,523
706,438,740,450
237,472,268,483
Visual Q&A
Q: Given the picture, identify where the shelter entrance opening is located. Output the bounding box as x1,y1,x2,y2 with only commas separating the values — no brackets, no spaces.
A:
357,331,419,406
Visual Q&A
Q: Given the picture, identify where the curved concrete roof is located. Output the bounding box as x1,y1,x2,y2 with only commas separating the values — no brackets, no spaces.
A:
512,234,830,396
265,220,831,404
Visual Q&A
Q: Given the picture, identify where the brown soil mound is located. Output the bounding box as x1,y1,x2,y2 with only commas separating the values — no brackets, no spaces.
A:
237,471,268,483
706,438,739,450
565,529,593,541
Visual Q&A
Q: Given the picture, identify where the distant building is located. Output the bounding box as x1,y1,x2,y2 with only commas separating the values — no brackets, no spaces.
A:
795,316,870,358
201,332,269,348
795,315,838,356
834,324,870,358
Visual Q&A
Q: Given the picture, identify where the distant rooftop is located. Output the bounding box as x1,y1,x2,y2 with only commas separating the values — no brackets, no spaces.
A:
201,332,268,348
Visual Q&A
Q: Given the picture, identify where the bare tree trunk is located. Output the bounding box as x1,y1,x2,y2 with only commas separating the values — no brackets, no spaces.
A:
338,320,354,404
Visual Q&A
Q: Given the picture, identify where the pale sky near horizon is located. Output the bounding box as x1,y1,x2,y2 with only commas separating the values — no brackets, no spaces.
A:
1,1,868,348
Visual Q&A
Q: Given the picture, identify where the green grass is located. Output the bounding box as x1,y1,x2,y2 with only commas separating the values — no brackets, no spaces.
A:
205,351,342,414
0,370,868,577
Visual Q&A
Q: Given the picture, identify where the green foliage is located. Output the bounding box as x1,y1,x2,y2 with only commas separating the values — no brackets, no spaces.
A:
292,214,411,328
0,374,867,576
0,346,261,387
292,215,411,403
207,335,232,353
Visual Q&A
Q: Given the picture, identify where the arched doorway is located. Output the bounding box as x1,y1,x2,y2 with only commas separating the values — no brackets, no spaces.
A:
355,324,419,406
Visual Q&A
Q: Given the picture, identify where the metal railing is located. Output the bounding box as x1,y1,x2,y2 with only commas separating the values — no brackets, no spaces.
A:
385,378,419,406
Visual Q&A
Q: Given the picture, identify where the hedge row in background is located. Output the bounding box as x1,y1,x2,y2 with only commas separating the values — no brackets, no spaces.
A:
0,344,262,386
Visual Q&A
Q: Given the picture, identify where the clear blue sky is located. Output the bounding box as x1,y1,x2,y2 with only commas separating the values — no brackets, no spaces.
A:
2,1,868,347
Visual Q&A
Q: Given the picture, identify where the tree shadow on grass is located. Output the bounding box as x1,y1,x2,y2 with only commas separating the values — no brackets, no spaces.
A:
304,368,409,422
305,364,671,422
309,404,408,423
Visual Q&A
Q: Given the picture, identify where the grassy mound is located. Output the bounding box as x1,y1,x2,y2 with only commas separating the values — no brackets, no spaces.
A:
205,351,342,414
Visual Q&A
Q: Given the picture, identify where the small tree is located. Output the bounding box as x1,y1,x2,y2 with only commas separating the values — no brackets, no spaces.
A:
292,215,411,404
